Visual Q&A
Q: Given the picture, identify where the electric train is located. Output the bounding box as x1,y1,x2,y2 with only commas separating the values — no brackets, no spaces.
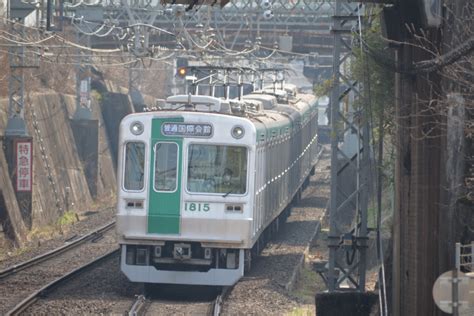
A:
116,87,319,286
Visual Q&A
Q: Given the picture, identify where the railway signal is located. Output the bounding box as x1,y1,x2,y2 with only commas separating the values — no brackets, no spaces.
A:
176,57,188,78
177,67,187,78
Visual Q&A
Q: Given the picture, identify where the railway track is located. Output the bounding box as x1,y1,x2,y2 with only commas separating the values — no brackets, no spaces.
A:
7,249,119,316
0,221,115,279
128,295,148,316
0,221,117,315
212,287,230,316
125,148,325,316
127,286,230,316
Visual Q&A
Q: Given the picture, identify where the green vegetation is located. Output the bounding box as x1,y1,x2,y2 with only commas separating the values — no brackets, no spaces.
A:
91,89,104,103
314,77,334,97
354,12,397,230
313,7,397,231
29,211,79,240
314,8,396,137
288,264,327,316
291,267,321,303
56,211,79,227
287,306,314,316
351,10,396,138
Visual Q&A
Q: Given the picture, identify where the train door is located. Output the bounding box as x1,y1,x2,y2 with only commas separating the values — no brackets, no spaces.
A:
147,118,183,235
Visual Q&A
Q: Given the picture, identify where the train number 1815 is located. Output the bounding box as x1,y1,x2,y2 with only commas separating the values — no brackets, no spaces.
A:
184,202,210,212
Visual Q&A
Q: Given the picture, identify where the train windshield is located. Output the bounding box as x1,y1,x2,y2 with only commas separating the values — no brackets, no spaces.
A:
187,144,247,195
123,142,145,191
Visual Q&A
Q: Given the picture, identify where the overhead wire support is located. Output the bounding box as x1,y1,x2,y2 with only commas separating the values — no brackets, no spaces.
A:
73,19,95,120
6,0,38,136
6,22,28,136
326,0,370,292
4,0,38,230
57,0,337,61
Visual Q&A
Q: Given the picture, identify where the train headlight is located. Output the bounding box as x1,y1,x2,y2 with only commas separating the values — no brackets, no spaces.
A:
130,121,144,135
231,126,245,139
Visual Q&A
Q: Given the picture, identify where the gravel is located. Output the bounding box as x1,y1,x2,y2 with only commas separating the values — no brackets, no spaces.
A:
26,257,220,315
221,146,330,315
23,253,142,315
145,299,215,315
0,226,117,314
14,147,331,315
0,207,115,270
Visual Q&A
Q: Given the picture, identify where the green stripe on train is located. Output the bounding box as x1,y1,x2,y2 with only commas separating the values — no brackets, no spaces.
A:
147,117,183,235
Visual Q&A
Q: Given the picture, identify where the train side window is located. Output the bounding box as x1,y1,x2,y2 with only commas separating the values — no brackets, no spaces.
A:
154,142,178,192
124,142,145,191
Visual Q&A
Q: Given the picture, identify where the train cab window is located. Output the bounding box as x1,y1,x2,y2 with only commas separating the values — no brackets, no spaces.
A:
187,144,247,195
124,142,145,191
154,142,178,192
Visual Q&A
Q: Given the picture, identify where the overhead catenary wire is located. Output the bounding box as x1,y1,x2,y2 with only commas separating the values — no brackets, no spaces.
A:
0,2,358,76
0,2,334,67
71,18,117,38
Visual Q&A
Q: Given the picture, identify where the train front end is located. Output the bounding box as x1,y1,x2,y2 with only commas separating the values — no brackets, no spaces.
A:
116,110,256,286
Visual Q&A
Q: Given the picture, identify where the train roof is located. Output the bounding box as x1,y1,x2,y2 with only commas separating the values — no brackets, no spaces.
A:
241,94,277,109
263,84,298,97
295,93,318,106
164,92,317,116
164,95,232,114
146,92,318,139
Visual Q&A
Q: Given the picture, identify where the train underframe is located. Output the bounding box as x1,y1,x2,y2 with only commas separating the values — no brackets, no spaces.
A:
121,243,245,286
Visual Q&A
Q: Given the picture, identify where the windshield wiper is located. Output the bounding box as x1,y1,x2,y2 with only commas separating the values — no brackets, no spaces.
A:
222,190,233,198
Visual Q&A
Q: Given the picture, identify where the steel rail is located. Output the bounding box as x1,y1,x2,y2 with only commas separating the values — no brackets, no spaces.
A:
0,220,116,279
128,295,147,316
213,286,230,316
6,248,120,316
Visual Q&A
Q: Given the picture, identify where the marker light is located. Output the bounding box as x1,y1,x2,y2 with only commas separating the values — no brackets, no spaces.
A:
231,126,245,139
130,121,144,135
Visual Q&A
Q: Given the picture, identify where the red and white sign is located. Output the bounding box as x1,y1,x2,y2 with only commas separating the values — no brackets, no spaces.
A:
15,140,33,192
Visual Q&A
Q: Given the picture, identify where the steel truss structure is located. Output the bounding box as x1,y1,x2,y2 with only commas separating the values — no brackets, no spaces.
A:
61,0,334,54
326,0,370,292
6,0,38,136
6,22,28,136
73,28,93,120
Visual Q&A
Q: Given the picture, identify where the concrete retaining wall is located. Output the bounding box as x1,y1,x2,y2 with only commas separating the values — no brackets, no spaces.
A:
0,91,118,238
0,149,28,246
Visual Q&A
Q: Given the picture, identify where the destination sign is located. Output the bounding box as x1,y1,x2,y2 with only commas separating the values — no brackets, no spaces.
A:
162,122,213,137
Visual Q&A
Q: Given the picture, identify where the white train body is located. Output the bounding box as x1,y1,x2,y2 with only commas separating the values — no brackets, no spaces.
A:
116,91,318,286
